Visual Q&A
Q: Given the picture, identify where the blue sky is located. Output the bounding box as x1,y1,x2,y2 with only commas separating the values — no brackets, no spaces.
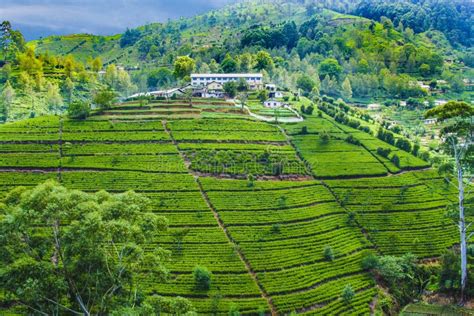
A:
0,0,233,40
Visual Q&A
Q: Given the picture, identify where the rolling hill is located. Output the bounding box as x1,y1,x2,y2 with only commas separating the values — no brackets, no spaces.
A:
0,96,466,314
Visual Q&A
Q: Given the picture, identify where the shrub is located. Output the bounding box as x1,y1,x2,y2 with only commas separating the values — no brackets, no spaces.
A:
229,303,241,316
324,246,334,261
376,147,391,158
300,126,308,135
395,138,412,152
278,196,287,208
320,131,330,144
342,284,355,303
68,101,90,120
361,253,380,270
391,154,400,168
346,211,356,226
345,135,361,146
193,265,212,291
271,224,281,234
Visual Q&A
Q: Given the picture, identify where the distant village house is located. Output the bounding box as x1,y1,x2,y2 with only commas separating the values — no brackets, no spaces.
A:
264,99,285,108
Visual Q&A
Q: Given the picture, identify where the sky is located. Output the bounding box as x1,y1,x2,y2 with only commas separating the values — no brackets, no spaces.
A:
0,0,234,40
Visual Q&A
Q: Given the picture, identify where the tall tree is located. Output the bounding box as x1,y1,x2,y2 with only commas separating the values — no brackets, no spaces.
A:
426,101,474,302
91,57,103,72
0,181,195,314
63,77,75,105
93,88,117,110
174,56,196,80
341,77,353,101
254,51,274,72
221,53,238,73
1,80,14,121
45,82,63,112
0,21,26,62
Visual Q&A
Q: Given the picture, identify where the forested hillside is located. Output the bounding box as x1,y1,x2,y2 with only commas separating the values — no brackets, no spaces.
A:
0,0,471,124
28,0,471,97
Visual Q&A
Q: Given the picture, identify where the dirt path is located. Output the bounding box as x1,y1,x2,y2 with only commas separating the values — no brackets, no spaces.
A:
162,119,278,315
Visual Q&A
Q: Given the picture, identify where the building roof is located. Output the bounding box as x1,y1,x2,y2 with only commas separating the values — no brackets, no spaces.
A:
191,73,263,78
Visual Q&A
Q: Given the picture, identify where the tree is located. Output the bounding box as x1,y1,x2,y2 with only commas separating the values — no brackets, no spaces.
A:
320,75,339,97
0,80,14,121
318,58,342,80
257,89,268,102
93,88,117,110
116,68,135,96
236,78,249,92
419,64,431,77
324,246,334,261
45,82,63,112
183,88,193,107
63,77,74,105
254,51,274,72
223,81,237,98
91,57,103,72
1,21,26,62
342,285,355,304
391,154,400,168
104,64,118,88
237,92,248,112
320,131,330,144
221,53,238,73
229,303,241,316
341,77,353,101
193,266,212,291
174,56,196,80
426,101,474,302
0,180,181,314
171,228,190,253
68,101,90,120
120,28,141,47
148,68,175,89
296,75,315,95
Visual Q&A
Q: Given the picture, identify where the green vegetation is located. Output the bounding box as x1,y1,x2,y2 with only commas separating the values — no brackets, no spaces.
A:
0,0,473,313
3,0,466,122
0,97,471,314
0,180,194,315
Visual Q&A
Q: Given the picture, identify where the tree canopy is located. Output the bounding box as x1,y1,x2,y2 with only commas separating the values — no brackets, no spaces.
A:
0,181,195,315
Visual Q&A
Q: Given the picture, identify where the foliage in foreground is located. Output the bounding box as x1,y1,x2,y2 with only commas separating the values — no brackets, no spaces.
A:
0,180,195,315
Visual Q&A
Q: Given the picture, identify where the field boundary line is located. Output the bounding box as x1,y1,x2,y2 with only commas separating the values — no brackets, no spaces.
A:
163,120,278,316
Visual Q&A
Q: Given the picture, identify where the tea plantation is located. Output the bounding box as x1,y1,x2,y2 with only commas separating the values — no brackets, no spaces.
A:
0,99,460,314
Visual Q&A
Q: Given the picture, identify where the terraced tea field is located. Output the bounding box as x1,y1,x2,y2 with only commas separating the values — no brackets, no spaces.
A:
0,99,461,314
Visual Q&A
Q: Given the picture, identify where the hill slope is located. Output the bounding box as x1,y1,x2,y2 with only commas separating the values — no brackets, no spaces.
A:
0,98,464,314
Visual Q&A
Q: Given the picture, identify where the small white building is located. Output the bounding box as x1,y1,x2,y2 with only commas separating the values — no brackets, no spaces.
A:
417,81,430,90
424,118,437,125
191,73,263,90
151,88,184,98
204,81,225,98
265,83,284,98
264,99,284,108
128,87,185,99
